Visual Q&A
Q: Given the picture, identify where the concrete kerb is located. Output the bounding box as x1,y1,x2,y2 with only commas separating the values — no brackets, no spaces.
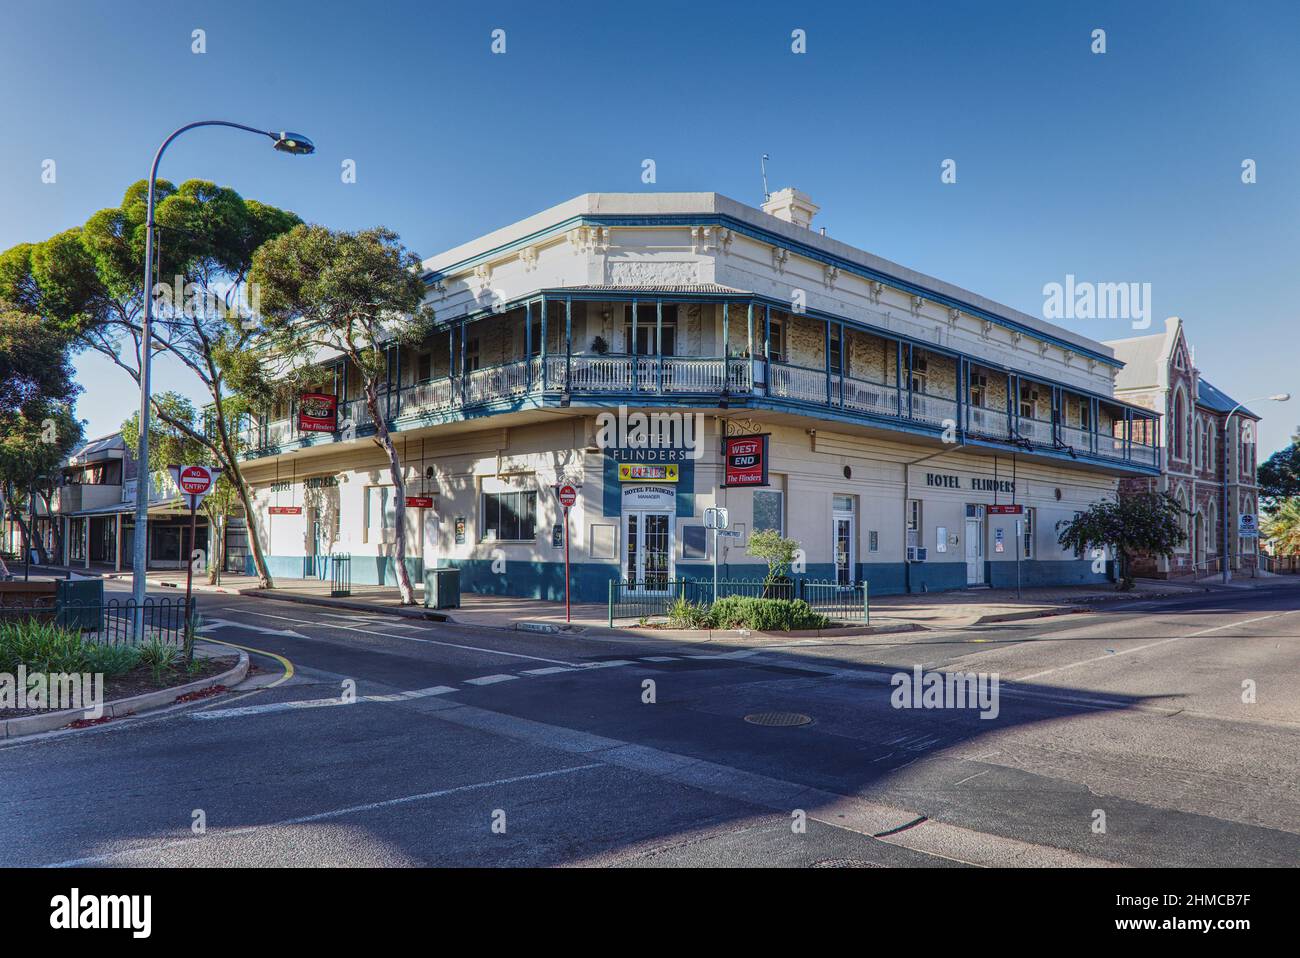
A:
1,649,249,740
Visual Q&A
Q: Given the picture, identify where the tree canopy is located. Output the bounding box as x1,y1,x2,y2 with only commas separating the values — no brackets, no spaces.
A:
1056,492,1186,590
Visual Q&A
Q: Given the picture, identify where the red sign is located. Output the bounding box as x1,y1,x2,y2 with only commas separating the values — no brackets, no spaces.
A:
178,465,214,496
406,496,433,508
557,484,578,509
722,434,769,487
987,504,1024,515
298,393,338,433
268,506,302,515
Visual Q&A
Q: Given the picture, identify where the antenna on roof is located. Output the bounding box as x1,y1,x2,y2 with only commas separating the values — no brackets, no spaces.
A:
761,154,770,202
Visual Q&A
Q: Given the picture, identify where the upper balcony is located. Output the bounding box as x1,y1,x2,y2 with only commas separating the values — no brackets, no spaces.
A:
237,291,1161,474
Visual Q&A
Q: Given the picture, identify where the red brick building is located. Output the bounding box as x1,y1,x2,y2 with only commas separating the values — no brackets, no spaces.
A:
1106,318,1259,578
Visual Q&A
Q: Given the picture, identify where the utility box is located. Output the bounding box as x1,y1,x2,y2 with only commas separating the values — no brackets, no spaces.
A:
424,567,461,609
56,577,104,631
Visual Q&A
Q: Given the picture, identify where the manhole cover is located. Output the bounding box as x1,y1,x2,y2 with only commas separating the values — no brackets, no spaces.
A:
811,858,879,868
743,711,813,727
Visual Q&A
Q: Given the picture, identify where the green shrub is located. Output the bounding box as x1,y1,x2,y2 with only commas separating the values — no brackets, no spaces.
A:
138,639,180,685
667,596,714,630
0,620,140,676
707,596,828,631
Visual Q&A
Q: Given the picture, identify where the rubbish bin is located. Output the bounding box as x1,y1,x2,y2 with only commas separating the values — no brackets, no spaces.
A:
424,567,461,609
56,577,104,631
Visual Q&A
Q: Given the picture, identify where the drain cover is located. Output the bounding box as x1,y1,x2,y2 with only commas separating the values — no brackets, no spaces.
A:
811,858,879,868
743,711,813,727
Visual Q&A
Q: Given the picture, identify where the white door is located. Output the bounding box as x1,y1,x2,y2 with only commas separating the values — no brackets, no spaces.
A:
422,511,438,570
965,515,985,585
833,513,855,587
625,511,673,593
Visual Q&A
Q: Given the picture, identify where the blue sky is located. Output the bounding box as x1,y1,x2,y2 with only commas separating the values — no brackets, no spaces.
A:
2,0,1297,453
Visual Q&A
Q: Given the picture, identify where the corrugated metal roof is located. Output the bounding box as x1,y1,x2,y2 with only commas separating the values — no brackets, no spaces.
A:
1197,378,1256,417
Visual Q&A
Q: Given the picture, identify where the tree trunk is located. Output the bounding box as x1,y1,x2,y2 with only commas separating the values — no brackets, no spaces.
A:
366,381,414,604
209,404,274,589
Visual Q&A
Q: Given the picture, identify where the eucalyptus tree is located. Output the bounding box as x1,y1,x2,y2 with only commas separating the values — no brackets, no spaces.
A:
0,179,300,587
250,225,434,604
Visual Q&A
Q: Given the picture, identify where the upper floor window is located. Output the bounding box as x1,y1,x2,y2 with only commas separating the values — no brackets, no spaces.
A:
1172,391,1186,460
767,315,785,364
1019,382,1040,420
911,354,929,394
829,328,843,374
416,351,432,383
626,304,677,356
969,373,988,408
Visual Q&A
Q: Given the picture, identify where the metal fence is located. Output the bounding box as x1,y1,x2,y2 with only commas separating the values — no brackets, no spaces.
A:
0,595,196,647
606,577,869,626
330,553,352,596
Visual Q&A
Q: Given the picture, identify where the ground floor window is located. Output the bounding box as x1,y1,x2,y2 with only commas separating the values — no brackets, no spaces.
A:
365,486,396,542
1022,508,1035,559
482,490,536,542
753,490,784,535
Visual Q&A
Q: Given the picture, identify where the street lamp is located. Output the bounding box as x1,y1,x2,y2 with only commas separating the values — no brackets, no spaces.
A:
1221,393,1289,584
132,122,314,625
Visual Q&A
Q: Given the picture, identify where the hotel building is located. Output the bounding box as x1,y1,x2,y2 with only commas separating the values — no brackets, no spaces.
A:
233,189,1161,600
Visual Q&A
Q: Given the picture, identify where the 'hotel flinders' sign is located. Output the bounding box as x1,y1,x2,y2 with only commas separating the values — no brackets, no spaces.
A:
924,472,1015,494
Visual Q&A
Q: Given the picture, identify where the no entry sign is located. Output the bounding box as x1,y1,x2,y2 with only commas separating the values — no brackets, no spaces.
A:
557,484,578,509
178,465,214,496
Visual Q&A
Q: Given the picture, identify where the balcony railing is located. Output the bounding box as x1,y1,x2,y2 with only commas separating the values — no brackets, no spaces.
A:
240,354,1159,470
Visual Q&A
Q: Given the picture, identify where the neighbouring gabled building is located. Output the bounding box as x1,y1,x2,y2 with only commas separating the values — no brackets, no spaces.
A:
1106,317,1260,578
229,189,1162,599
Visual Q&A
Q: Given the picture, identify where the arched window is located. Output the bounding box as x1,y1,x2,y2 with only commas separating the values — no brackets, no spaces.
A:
1172,390,1187,461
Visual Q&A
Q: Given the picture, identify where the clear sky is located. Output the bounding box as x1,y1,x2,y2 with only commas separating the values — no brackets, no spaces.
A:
2,0,1297,453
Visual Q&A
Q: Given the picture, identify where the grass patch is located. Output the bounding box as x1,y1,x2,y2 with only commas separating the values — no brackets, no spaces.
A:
0,620,141,676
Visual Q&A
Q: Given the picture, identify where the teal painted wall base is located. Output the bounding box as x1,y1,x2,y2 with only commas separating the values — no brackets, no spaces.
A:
244,554,1110,602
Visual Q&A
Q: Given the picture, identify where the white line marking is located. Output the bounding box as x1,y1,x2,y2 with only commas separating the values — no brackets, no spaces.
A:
42,764,604,868
579,660,635,669
954,770,990,786
226,608,581,667
193,685,458,719
641,656,678,662
521,667,574,675
1014,609,1300,682
464,674,518,686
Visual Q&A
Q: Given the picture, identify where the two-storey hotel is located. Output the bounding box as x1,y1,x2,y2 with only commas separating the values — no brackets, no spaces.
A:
234,189,1161,600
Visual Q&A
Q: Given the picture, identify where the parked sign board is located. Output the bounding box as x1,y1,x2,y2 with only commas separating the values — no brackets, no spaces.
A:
722,434,769,487
987,504,1023,515
406,496,434,508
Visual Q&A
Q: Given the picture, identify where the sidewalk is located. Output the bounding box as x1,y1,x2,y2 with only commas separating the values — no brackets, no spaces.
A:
29,563,1298,638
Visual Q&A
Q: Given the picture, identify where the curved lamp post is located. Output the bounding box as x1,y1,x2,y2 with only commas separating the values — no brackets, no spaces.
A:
1220,393,1289,584
132,122,314,625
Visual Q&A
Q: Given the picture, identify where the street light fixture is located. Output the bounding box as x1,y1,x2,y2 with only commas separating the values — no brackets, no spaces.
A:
1220,393,1289,584
131,121,314,627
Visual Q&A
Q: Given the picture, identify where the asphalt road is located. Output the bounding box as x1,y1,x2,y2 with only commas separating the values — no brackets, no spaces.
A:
3,580,1299,868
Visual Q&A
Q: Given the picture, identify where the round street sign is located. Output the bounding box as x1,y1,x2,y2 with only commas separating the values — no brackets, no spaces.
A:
178,465,214,496
557,484,578,509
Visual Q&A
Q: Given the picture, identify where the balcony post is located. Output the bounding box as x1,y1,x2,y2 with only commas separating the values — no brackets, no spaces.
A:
763,304,772,396
459,320,468,406
631,298,638,394
905,343,914,420
746,301,754,374
656,300,664,392
896,340,904,418
957,357,966,440
1007,372,1016,439
393,343,402,419
1125,408,1133,460
540,296,548,390
1051,385,1060,444
838,321,846,407
525,300,533,388
824,319,832,406
721,302,730,395
564,297,572,394
1090,396,1099,454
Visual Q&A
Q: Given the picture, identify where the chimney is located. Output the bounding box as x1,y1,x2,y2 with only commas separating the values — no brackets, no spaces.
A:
761,187,819,230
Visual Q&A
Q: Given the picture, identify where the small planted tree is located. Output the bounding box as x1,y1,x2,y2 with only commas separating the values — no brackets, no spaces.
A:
251,226,434,604
1056,492,1186,590
747,529,801,597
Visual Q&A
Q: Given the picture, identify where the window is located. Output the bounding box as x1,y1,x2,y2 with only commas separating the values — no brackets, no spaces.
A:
911,354,929,394
753,490,784,535
833,494,854,513
1019,383,1039,420
529,315,543,357
969,373,988,408
466,337,480,372
481,490,536,541
416,351,432,383
767,315,785,363
1022,508,1035,559
829,328,843,374
1079,400,1091,431
1173,390,1187,460
365,486,396,542
625,304,677,355
868,530,879,553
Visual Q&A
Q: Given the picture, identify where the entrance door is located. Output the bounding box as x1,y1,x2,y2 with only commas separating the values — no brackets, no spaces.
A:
965,507,985,585
625,511,672,592
833,514,855,587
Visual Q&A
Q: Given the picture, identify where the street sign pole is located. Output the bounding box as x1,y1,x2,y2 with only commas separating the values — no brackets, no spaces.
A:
712,526,719,604
1015,520,1023,600
563,504,571,623
185,497,198,614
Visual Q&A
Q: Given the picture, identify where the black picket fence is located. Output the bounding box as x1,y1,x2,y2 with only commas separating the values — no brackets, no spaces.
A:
607,578,869,626
0,596,196,648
